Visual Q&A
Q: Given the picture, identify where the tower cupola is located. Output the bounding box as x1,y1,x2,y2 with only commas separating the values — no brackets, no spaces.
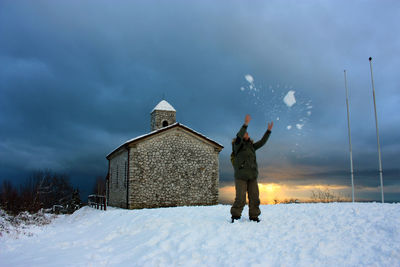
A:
150,100,176,131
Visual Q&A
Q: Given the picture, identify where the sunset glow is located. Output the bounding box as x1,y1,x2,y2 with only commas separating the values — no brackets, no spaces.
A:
258,183,283,204
259,183,281,193
219,183,351,205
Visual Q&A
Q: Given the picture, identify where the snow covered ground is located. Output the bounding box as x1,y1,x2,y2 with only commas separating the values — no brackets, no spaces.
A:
1,203,399,267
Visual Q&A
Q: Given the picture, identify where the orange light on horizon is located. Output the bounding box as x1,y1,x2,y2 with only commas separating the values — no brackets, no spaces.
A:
219,183,286,205
259,183,281,193
219,183,351,204
258,183,284,204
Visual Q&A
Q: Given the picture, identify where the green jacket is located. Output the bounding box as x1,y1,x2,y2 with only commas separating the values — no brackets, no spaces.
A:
233,124,271,180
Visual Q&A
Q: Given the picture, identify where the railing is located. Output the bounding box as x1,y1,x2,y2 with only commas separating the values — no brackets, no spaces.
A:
88,194,107,210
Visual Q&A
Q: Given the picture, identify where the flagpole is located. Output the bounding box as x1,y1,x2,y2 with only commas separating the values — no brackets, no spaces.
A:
369,57,384,203
344,70,355,202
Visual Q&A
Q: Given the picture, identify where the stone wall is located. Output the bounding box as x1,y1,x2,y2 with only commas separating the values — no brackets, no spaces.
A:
108,149,128,208
128,127,219,209
150,110,176,131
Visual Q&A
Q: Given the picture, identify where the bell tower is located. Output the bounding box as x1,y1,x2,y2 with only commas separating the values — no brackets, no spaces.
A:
150,100,176,131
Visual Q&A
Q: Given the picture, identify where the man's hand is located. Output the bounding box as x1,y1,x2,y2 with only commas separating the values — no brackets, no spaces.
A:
268,121,274,131
244,114,251,126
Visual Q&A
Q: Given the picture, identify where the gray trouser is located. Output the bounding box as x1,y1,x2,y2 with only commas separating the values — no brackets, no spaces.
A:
230,178,261,218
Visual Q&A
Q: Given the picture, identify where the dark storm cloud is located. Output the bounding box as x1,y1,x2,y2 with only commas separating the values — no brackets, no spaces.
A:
1,0,399,200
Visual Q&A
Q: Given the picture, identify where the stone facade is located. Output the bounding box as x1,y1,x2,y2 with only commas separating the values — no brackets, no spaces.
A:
128,127,220,208
108,150,129,208
106,100,223,209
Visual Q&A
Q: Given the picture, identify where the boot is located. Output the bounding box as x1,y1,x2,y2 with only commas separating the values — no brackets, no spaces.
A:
250,217,260,223
231,216,240,223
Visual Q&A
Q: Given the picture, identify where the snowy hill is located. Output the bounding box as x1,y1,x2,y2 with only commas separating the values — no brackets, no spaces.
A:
1,203,399,266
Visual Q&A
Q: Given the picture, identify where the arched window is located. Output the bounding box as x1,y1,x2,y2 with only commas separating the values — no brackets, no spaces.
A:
162,120,168,127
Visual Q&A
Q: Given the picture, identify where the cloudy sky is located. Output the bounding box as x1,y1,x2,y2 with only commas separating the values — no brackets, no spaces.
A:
1,0,399,203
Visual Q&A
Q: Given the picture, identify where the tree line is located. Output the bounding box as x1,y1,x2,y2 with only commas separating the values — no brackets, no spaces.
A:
0,170,81,215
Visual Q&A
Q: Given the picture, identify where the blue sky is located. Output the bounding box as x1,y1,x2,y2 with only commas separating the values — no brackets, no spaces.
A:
1,0,399,202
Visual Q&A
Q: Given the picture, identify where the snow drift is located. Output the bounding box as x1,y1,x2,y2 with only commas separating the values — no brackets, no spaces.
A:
1,203,399,266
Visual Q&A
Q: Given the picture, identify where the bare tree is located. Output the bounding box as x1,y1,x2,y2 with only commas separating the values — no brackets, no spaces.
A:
1,170,81,214
19,176,41,212
32,170,75,209
279,198,300,204
0,180,20,215
92,176,106,196
310,188,347,203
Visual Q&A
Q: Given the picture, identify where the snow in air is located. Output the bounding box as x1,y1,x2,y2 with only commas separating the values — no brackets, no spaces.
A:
245,74,254,84
1,204,399,266
283,90,296,107
240,74,314,152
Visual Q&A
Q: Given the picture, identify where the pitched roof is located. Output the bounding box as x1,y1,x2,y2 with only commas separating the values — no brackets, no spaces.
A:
106,123,224,159
151,100,176,112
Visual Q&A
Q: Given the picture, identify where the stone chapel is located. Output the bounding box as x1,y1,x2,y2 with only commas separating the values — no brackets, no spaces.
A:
106,100,224,209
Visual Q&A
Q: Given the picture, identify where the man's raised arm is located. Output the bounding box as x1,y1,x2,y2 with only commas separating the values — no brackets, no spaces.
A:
253,121,273,150
236,114,250,139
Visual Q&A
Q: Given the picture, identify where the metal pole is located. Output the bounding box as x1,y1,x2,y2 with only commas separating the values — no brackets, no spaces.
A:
344,70,355,202
369,57,384,203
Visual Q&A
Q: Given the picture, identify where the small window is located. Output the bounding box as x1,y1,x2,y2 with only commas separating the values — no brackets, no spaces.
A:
110,168,112,189
116,167,119,188
162,120,168,127
124,161,127,188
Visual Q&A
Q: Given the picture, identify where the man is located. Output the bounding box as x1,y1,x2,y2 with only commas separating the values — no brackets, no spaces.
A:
230,114,273,223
